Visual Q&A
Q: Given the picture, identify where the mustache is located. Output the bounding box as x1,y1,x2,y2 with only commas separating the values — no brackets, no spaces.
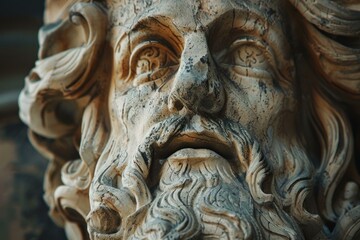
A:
134,114,250,169
129,114,272,205
137,115,242,168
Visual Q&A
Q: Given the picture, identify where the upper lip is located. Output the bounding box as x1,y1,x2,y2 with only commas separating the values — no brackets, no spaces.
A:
153,129,235,161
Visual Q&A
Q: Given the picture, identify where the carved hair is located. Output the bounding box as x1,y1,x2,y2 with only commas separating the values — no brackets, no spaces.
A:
18,0,360,238
19,2,109,234
288,0,360,237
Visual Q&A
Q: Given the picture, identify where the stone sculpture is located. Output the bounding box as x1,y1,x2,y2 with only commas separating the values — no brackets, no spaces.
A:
18,0,360,239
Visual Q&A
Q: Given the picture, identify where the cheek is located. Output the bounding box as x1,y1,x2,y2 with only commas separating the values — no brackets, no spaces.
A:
112,85,169,136
224,79,286,134
115,88,149,129
249,89,286,129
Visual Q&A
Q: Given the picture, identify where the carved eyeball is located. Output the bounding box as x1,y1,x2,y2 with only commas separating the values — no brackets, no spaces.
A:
233,43,267,68
129,41,179,85
219,38,274,79
87,205,121,234
135,47,162,75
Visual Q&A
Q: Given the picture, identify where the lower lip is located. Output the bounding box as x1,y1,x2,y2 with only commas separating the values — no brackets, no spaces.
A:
166,148,225,163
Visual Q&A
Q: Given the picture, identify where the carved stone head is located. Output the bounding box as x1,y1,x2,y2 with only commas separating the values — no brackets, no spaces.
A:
19,0,360,239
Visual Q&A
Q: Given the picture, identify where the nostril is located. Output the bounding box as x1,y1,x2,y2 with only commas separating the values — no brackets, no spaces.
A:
168,96,185,112
173,100,184,111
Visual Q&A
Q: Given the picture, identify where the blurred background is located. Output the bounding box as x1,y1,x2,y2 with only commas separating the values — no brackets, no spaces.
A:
0,1,66,239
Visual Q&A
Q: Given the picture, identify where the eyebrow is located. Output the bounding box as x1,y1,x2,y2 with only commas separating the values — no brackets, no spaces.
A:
126,15,183,53
207,8,273,37
130,15,173,33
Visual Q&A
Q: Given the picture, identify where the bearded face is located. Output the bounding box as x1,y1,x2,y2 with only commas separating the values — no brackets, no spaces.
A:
87,1,308,239
18,0,360,239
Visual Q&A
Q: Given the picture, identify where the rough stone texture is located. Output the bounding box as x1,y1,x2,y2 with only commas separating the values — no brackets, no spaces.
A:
18,0,360,239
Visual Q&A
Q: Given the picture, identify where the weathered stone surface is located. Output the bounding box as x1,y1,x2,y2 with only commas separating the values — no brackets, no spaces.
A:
18,0,360,239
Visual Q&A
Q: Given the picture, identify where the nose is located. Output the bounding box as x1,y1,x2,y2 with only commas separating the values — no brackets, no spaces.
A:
168,32,225,115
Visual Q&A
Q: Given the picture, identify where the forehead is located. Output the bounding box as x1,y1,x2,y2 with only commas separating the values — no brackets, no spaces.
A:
111,0,282,31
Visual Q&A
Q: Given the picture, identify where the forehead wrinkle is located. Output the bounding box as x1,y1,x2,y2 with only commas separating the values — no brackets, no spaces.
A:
193,0,234,29
123,1,282,35
192,0,275,30
139,0,197,33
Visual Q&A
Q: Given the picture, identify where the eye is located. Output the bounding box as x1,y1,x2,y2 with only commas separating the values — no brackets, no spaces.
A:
129,41,179,85
233,43,266,67
218,38,274,79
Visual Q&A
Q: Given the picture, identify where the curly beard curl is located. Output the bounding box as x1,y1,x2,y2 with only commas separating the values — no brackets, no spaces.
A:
132,151,260,239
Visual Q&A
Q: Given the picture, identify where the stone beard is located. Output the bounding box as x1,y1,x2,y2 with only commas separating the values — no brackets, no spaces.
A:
88,116,305,239
18,0,360,239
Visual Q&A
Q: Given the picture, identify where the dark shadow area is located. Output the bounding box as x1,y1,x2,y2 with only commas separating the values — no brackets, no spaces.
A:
0,121,66,240
0,1,66,239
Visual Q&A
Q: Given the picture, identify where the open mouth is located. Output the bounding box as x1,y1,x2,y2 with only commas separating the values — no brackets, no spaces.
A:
147,129,236,187
154,131,234,161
